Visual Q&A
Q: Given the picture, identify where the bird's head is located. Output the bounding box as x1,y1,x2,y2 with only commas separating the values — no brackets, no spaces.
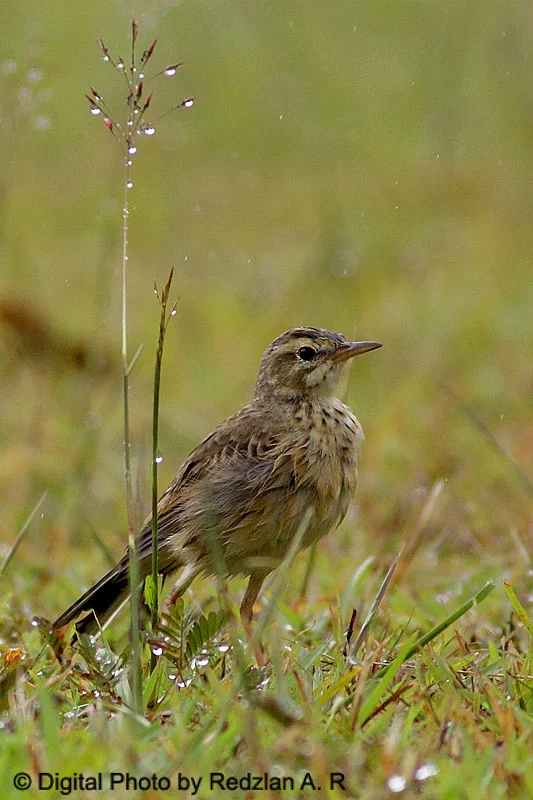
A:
254,327,382,401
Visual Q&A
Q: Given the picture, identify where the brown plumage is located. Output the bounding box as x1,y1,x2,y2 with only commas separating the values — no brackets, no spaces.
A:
53,327,381,635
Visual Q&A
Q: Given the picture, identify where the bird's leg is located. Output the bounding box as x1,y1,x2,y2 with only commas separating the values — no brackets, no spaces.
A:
240,572,269,666
240,572,266,629
162,563,200,615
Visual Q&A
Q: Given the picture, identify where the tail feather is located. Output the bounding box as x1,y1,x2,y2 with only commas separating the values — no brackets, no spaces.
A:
53,560,131,635
53,538,179,636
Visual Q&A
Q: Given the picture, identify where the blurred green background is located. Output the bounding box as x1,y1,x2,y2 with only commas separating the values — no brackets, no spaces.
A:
1,0,531,620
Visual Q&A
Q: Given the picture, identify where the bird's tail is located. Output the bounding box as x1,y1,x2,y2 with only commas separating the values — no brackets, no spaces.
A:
53,557,134,636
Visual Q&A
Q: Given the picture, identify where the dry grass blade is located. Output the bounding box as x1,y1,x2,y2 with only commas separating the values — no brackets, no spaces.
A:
444,383,533,498
346,545,404,660
0,492,47,577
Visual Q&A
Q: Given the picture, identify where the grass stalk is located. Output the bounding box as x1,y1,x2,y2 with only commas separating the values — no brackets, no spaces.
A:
149,270,177,672
87,20,192,713
121,21,142,717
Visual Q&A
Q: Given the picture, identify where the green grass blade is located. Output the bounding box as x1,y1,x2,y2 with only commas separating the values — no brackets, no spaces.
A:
503,580,533,637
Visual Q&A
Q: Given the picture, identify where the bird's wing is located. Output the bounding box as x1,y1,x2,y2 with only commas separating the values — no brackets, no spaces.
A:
132,403,288,564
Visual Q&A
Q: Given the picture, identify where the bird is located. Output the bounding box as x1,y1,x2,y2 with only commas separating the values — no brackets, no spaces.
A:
53,327,382,636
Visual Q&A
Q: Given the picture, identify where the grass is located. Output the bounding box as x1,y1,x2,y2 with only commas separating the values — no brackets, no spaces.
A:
1,2,533,798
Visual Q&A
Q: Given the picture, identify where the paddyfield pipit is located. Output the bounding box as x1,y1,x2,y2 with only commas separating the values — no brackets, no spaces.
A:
53,327,381,634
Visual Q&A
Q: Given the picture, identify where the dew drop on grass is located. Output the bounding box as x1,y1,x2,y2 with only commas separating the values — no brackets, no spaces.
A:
128,145,137,154
155,454,163,464
387,775,406,793
164,67,177,77
182,98,194,108
141,124,156,136
218,644,229,653
171,309,177,316
415,764,439,781
126,181,133,189
90,107,102,116
152,646,163,657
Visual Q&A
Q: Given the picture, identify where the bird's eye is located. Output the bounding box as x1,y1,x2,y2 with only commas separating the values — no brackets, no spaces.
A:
298,346,316,361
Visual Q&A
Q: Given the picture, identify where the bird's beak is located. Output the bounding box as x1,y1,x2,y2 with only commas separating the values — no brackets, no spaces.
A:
329,340,383,363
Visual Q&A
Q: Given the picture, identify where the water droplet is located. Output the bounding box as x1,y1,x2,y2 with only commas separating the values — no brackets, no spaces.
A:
128,145,137,154
2,59,17,75
126,181,133,189
394,205,399,210
152,646,163,657
197,656,209,667
218,644,229,653
184,255,188,261
127,120,134,127
34,116,50,132
279,114,283,120
182,98,194,108
91,107,102,116
171,309,177,316
155,454,163,464
31,618,39,627
139,72,145,79
141,124,156,136
103,55,110,62
387,775,406,793
415,763,439,781
165,67,177,77
27,68,43,84
168,673,176,680
127,160,132,166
